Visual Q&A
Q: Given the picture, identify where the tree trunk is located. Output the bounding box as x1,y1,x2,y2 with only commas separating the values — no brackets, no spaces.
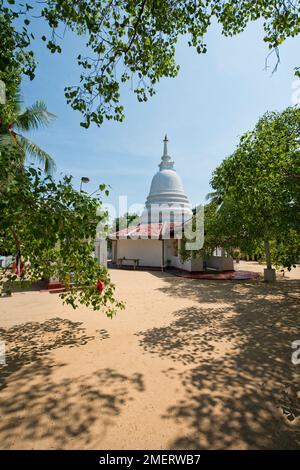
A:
264,240,276,281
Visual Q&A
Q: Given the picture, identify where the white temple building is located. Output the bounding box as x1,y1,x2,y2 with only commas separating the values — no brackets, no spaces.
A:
140,135,192,224
110,136,233,272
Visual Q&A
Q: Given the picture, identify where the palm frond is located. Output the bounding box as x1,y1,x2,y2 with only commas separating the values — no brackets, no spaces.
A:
16,134,56,174
205,191,224,212
15,101,56,132
206,191,222,202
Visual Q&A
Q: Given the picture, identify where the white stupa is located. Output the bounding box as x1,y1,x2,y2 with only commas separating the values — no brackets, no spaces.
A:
140,135,192,223
109,134,233,273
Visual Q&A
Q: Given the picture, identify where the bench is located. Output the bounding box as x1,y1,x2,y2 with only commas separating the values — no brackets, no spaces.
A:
117,258,140,270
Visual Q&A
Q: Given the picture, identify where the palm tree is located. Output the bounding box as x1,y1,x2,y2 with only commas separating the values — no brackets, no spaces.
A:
205,190,224,210
0,92,56,174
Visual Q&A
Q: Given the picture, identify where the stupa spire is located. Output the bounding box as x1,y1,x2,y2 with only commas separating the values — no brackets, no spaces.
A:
163,134,169,157
159,134,174,170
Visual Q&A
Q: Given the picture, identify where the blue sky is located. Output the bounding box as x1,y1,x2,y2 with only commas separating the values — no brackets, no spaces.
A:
22,18,300,216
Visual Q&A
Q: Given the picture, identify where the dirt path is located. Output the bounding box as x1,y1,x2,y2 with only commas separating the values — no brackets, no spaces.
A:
0,263,300,449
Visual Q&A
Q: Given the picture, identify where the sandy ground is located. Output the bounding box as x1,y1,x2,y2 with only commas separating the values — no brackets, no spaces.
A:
0,261,300,450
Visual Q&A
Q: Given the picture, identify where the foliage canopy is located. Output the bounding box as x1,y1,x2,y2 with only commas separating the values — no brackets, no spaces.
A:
0,152,124,316
207,106,300,269
1,0,300,127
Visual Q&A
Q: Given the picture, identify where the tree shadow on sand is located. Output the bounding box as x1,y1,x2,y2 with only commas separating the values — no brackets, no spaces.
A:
0,318,144,449
155,273,300,306
0,318,95,368
137,277,300,449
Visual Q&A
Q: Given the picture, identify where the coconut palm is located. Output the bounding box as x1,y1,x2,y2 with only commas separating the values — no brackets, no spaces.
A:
0,92,56,174
205,190,224,211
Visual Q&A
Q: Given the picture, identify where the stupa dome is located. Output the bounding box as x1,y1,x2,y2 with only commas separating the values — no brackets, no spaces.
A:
146,169,190,207
141,135,192,223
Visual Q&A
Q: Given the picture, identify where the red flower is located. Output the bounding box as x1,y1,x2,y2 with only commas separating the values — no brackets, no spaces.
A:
96,280,104,294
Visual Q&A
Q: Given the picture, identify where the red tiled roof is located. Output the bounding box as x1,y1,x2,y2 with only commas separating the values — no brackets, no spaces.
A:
109,222,183,240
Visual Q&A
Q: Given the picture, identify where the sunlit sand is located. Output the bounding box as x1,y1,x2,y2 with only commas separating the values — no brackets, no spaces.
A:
0,261,299,449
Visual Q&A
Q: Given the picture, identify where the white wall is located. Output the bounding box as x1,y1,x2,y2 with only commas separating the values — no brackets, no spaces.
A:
0,256,13,268
114,239,204,271
164,240,188,269
170,255,192,271
164,240,203,272
116,239,163,267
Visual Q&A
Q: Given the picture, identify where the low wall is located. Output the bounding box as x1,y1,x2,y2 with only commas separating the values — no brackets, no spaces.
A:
191,257,204,272
205,256,234,272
